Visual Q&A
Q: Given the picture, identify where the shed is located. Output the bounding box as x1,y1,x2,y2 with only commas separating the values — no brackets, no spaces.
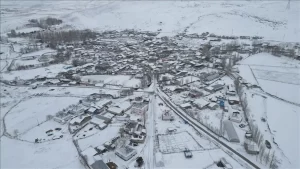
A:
193,98,209,109
223,120,240,143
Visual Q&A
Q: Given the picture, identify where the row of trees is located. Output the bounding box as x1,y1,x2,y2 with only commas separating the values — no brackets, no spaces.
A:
234,79,280,168
29,17,62,29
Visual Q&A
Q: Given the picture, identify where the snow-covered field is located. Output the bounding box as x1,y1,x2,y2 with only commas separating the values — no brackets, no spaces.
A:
248,91,300,168
239,53,300,104
0,136,82,169
1,1,300,42
81,75,141,88
5,96,80,135
1,64,69,80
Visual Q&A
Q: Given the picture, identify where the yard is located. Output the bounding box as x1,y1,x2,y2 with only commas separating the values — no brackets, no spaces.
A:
5,96,80,135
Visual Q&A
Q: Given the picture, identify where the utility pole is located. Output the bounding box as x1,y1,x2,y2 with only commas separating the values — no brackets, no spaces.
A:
286,0,290,10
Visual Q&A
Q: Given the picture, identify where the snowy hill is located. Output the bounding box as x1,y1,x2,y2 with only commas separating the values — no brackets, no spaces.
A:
1,1,300,42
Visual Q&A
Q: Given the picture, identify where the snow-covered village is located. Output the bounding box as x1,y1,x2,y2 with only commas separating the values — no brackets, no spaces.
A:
0,1,299,169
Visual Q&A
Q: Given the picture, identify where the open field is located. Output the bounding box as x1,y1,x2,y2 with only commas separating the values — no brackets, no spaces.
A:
0,136,82,169
1,64,69,80
5,96,80,135
158,131,202,154
81,75,141,88
248,91,300,167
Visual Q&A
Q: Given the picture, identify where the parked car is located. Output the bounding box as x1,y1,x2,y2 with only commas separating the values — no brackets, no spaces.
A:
245,131,252,139
239,124,246,128
265,140,271,149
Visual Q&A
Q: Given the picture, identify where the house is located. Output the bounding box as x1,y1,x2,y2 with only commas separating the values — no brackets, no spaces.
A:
115,146,137,161
90,117,108,130
208,103,218,110
228,97,239,105
95,99,112,110
204,86,214,93
180,103,192,109
95,113,114,124
85,107,99,114
193,98,209,109
223,120,240,143
107,101,132,115
69,115,92,126
162,110,175,121
211,84,224,92
81,147,110,169
131,103,148,115
120,89,134,97
91,156,110,169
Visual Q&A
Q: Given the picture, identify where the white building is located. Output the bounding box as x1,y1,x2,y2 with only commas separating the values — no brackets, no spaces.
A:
115,146,137,161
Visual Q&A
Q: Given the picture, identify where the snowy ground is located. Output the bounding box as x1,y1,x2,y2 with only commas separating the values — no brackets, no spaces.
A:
248,90,300,168
239,53,300,104
81,75,141,88
1,1,300,42
0,136,83,169
5,96,80,135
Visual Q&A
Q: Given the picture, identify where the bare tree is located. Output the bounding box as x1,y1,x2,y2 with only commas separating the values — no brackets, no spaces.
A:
259,146,266,163
221,57,226,70
234,79,242,95
265,149,271,165
46,115,53,120
14,129,19,137
269,152,280,169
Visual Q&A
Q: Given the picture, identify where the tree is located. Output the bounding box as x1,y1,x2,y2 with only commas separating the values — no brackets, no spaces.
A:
259,146,266,163
269,152,280,169
72,59,80,67
14,129,19,137
221,57,226,70
234,79,242,95
10,29,17,37
46,115,53,120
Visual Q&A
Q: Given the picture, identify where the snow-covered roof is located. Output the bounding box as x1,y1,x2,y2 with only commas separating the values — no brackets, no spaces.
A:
95,99,111,108
180,103,192,108
90,117,106,126
223,120,240,143
208,102,217,108
193,98,209,108
81,147,98,165
69,115,91,125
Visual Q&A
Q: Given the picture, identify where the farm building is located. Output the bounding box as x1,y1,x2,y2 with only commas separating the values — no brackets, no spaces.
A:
115,146,137,161
223,120,240,143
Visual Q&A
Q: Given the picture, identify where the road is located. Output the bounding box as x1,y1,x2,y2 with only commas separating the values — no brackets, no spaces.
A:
145,76,156,169
157,89,260,169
